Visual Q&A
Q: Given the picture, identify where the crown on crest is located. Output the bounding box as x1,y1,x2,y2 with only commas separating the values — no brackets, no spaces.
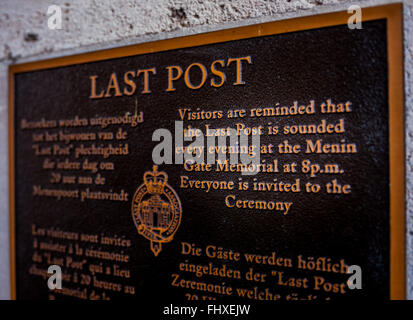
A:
144,165,168,194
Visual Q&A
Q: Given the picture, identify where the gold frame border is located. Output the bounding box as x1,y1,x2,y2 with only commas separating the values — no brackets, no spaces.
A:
8,3,405,300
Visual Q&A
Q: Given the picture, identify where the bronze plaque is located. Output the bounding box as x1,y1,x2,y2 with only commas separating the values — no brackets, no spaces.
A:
9,4,405,301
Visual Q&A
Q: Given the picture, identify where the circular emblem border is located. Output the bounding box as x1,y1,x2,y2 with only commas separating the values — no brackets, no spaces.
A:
131,182,182,244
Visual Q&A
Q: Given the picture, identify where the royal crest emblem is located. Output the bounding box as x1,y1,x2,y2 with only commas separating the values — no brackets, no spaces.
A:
131,165,182,256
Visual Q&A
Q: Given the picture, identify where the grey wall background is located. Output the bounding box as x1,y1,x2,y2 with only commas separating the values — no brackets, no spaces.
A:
0,0,412,299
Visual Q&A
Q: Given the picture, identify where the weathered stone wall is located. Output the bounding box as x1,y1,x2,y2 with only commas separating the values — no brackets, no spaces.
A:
0,0,412,299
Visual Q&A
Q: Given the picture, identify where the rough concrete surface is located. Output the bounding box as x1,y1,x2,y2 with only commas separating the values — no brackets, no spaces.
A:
0,0,412,299
0,0,361,62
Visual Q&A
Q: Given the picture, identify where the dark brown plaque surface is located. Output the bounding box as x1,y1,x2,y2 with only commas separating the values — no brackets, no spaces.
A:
9,4,404,301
